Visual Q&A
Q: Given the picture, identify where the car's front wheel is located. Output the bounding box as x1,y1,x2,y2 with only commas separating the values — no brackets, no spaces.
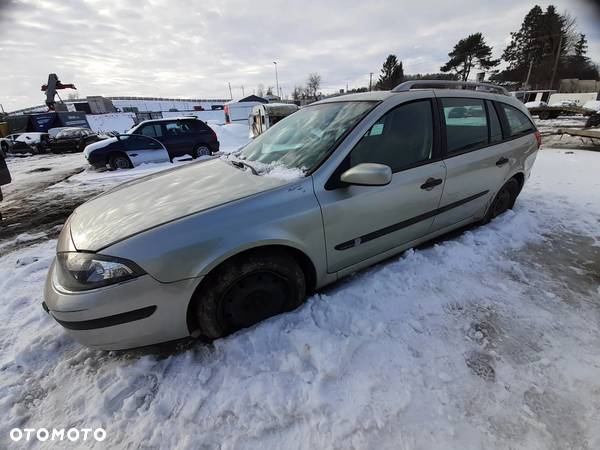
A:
193,250,306,340
192,145,211,159
108,153,133,170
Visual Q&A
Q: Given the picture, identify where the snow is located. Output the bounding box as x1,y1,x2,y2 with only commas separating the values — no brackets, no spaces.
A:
1,138,600,448
86,113,136,134
524,101,547,108
583,100,600,112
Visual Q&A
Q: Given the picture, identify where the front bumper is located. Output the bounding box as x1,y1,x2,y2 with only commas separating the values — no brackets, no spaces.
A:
44,260,202,350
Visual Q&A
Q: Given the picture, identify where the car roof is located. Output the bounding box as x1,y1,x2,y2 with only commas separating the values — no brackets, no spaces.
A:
137,116,199,124
312,87,528,114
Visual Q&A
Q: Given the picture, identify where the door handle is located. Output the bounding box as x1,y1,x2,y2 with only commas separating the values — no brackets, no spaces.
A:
496,157,509,167
420,178,443,190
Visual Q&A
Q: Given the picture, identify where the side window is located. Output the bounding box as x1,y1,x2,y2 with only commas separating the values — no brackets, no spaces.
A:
442,98,488,154
350,100,434,172
120,135,163,151
500,104,535,136
487,101,503,143
139,124,163,138
165,121,193,136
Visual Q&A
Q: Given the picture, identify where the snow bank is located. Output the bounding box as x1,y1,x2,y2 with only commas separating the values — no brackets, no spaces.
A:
0,149,599,449
209,123,251,153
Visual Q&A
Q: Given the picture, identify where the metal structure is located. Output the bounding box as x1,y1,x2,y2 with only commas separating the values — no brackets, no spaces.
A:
392,80,509,96
41,74,77,110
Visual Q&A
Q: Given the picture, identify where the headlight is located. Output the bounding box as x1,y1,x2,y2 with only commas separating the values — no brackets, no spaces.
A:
56,252,145,291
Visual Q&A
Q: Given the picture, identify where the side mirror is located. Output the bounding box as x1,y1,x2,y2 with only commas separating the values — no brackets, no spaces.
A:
340,163,392,187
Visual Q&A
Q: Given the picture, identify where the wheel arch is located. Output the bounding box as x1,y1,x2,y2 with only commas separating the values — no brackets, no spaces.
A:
185,243,318,334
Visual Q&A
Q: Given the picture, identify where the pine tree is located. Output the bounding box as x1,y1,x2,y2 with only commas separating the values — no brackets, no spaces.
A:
440,33,499,81
491,5,581,88
376,55,404,90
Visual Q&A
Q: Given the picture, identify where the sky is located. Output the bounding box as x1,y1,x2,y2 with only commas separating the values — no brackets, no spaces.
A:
0,0,599,111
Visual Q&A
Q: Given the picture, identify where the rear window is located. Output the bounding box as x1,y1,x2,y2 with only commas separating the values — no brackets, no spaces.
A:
500,104,535,136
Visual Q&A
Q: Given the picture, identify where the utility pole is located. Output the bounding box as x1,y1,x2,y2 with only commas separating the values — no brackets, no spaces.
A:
273,62,280,99
524,59,534,89
550,34,563,90
369,73,373,91
228,82,233,99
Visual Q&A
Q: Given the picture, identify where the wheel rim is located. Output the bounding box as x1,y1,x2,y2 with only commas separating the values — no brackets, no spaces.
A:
196,146,210,157
219,271,291,331
112,157,129,169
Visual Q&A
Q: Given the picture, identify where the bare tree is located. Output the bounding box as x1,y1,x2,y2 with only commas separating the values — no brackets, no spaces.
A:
306,73,322,100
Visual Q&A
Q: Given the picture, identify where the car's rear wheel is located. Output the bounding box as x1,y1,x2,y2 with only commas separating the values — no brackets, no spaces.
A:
192,145,211,159
482,178,520,223
193,250,306,340
108,153,133,170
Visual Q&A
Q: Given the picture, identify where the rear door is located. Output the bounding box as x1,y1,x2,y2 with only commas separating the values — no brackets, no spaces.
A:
315,96,446,273
162,121,197,157
431,95,511,230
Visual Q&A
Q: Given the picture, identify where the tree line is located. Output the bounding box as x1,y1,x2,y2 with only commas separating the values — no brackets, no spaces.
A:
374,4,598,91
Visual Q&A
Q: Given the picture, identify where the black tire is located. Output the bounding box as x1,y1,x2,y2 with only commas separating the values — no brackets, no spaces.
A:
481,178,520,224
585,114,600,129
108,153,132,170
538,110,551,120
192,145,211,159
193,250,306,340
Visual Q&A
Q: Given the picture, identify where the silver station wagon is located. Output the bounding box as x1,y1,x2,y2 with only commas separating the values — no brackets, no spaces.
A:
44,81,540,350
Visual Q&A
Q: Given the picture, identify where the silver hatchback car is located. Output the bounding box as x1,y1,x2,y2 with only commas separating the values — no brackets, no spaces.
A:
44,81,540,350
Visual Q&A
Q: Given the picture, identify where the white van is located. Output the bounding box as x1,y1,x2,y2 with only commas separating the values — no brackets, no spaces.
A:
249,103,299,138
224,96,268,124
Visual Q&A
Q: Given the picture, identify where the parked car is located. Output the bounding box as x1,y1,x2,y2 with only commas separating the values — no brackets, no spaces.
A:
11,132,49,154
48,127,103,154
0,136,13,153
44,80,540,350
128,117,219,159
84,134,170,170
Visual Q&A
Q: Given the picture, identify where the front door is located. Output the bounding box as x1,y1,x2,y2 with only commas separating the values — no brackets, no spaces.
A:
315,98,446,273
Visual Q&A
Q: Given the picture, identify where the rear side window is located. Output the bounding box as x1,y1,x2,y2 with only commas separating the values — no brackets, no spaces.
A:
350,99,434,172
188,120,209,132
165,121,193,136
441,98,488,154
500,104,535,136
487,101,503,143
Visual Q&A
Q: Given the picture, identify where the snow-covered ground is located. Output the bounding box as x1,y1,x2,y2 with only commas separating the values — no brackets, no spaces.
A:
0,126,599,448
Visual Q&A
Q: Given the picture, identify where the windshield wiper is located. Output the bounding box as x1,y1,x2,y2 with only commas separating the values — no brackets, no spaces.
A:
230,160,259,175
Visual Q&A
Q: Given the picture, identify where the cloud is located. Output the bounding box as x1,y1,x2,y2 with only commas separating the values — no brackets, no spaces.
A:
0,0,598,111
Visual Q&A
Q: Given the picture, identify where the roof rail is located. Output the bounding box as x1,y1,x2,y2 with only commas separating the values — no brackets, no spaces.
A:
392,80,509,96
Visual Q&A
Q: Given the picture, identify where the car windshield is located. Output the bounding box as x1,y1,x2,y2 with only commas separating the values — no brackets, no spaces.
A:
237,101,376,173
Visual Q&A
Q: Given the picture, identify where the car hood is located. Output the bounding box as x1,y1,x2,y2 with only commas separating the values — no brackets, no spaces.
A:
84,137,117,157
69,158,290,251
